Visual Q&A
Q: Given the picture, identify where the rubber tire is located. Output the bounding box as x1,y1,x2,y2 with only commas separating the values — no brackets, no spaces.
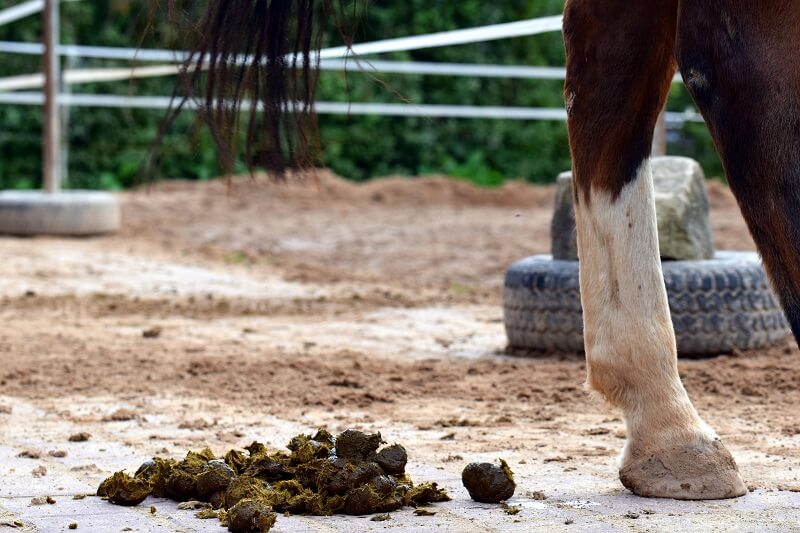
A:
0,191,120,236
504,251,790,357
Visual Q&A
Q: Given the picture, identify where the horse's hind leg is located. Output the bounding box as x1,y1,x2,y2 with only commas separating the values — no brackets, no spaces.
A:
563,0,746,499
678,2,800,343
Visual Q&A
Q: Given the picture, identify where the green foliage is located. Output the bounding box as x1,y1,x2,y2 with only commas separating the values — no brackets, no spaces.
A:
444,153,506,188
0,0,233,189
0,0,720,189
315,0,571,184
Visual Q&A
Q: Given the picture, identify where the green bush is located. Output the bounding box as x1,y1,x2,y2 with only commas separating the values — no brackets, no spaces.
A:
0,0,721,189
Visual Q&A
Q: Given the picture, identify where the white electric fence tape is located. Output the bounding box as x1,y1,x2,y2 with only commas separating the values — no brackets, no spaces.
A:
0,12,694,122
0,0,44,27
0,91,704,125
0,0,79,27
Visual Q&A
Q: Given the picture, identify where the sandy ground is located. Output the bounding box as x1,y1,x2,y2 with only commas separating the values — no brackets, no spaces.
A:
2,172,800,532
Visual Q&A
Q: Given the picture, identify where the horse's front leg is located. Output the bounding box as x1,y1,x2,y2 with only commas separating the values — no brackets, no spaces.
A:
563,0,746,499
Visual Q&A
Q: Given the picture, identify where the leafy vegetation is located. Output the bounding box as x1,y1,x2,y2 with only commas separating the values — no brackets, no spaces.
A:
0,0,723,190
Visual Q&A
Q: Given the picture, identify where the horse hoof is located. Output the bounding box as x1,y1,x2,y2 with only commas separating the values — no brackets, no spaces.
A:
619,437,747,500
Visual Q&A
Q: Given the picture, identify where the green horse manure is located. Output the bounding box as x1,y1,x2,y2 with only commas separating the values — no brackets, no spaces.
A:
461,460,516,503
96,472,151,506
98,429,450,532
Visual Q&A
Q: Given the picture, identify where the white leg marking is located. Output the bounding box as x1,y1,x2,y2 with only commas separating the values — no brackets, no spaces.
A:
574,160,714,460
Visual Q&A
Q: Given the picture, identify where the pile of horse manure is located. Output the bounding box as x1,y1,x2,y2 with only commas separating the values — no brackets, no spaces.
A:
461,460,516,503
98,429,450,532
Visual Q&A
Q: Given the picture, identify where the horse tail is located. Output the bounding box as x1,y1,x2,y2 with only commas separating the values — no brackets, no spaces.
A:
163,0,356,174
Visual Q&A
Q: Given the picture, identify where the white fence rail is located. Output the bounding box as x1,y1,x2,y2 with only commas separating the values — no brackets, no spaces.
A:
0,12,582,124
0,91,703,126
0,41,570,81
0,3,694,190
0,9,693,118
317,16,564,59
0,16,564,66
0,0,44,27
0,13,583,122
0,41,689,84
0,0,79,27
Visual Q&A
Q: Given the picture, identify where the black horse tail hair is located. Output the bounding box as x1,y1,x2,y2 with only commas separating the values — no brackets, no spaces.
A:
155,0,361,176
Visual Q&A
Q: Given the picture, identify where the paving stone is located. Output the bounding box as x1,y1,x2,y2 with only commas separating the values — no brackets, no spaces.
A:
4,395,800,532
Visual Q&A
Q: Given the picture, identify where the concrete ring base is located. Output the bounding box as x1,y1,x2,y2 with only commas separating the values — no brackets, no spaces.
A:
0,190,121,236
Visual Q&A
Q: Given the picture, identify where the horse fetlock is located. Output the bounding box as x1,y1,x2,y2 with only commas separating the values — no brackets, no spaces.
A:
585,354,682,412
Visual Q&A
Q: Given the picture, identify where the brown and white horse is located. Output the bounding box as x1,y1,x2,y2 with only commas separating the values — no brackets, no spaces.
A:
176,0,800,500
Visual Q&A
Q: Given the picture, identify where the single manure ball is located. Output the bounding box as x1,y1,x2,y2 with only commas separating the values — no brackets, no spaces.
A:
209,491,226,510
335,430,382,461
135,460,157,479
342,481,403,516
461,460,516,503
165,470,197,501
227,498,277,532
225,476,269,510
96,472,151,506
376,444,407,475
197,460,235,499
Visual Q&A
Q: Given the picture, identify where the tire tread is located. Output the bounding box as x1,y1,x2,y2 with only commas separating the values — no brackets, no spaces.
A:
504,252,790,356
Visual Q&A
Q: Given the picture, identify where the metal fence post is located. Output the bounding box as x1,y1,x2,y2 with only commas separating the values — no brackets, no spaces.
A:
42,0,60,193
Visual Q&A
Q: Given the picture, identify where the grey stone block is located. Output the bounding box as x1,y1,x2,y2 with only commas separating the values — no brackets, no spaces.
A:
551,171,578,262
551,156,715,261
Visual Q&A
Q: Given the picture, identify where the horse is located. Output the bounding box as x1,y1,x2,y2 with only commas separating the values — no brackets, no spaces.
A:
172,0,800,500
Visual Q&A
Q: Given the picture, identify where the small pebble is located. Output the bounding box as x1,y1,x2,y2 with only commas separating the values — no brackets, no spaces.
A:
142,326,162,339
105,408,136,422
17,450,42,459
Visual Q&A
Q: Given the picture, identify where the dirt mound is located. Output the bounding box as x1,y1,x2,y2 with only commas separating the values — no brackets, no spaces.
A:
133,170,554,209
119,172,557,296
